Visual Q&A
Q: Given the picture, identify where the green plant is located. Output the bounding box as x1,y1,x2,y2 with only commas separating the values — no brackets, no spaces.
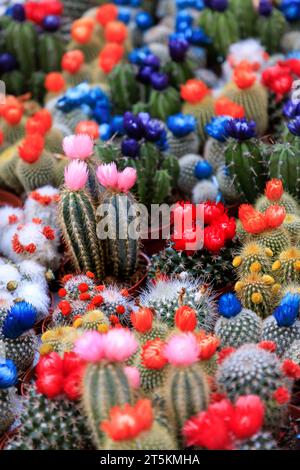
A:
229,0,257,38
215,293,262,348
6,387,93,450
58,160,106,280
238,432,278,450
250,228,291,257
149,87,181,121
255,180,299,215
0,333,37,373
268,141,300,201
256,7,287,54
234,273,280,318
109,63,141,114
262,315,300,357
73,309,110,333
0,389,15,436
0,143,23,194
271,247,300,285
182,88,215,141
283,339,300,365
82,362,134,448
232,242,273,277
282,214,300,243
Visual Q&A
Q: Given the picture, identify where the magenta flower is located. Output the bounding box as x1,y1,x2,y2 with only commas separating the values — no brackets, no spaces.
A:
117,167,137,192
74,331,105,362
124,366,141,389
163,333,200,366
103,329,138,362
64,160,88,191
96,163,119,190
63,134,94,160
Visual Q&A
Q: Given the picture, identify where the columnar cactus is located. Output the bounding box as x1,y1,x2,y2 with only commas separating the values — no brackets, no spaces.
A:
58,160,106,279
229,0,257,38
256,2,287,54
215,293,262,348
109,63,141,114
96,163,139,280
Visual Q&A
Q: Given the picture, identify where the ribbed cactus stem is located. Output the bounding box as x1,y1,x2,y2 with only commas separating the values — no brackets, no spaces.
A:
82,362,134,449
269,142,300,202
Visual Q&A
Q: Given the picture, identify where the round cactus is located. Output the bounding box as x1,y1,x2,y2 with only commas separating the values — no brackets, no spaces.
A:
255,179,299,215
271,247,300,285
238,432,278,450
232,242,273,277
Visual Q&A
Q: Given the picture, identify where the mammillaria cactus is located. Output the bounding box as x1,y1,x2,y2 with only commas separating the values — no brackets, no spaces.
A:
255,179,299,215
40,326,80,355
162,333,209,445
0,359,17,436
73,309,110,333
76,329,137,448
232,242,273,277
256,1,287,54
96,162,139,280
215,293,262,348
222,68,268,136
238,203,291,256
6,352,93,450
102,399,177,450
166,113,199,158
261,295,300,356
140,278,217,332
199,0,239,58
181,79,214,141
16,134,55,192
216,344,290,429
204,115,234,171
24,186,60,231
283,339,300,365
58,160,106,280
224,118,266,202
0,301,37,372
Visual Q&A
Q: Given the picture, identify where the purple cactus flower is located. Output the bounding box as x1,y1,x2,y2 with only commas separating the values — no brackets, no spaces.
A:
137,66,153,85
144,119,165,142
287,116,300,136
143,54,160,71
283,100,300,119
204,0,228,12
259,0,273,16
150,72,169,91
169,37,189,62
121,138,140,158
123,112,143,139
225,118,257,140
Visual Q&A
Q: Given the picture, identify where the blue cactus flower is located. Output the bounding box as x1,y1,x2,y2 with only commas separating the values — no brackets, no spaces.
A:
218,293,242,318
273,303,299,327
2,301,37,340
0,359,18,389
287,116,300,137
283,100,300,119
258,0,272,17
280,0,300,21
225,118,257,140
167,113,196,137
206,116,231,142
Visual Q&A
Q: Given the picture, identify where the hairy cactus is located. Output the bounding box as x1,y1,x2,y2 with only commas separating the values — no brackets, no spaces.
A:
216,165,240,202
216,344,288,429
271,247,300,285
167,132,199,159
96,164,139,280
283,340,300,365
52,300,88,327
109,63,141,114
177,154,202,195
234,273,280,318
232,242,273,277
256,6,287,54
58,160,106,280
140,278,217,333
16,135,55,192
162,333,209,445
6,387,93,450
223,75,268,136
250,228,291,257
40,326,80,355
82,362,134,449
203,138,226,171
282,214,300,243
198,3,239,58
215,293,262,348
73,310,109,333
149,243,236,289
224,120,266,202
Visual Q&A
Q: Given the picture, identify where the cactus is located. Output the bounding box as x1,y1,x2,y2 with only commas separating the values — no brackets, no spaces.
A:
82,362,134,448
203,138,226,171
250,228,291,257
52,300,88,327
222,74,268,136
282,214,300,243
1,70,26,96
0,358,17,435
0,389,15,436
232,242,273,277
268,141,300,202
40,326,80,355
215,293,262,348
0,143,23,194
96,285,133,328
255,179,299,215
58,160,106,280
162,333,209,445
96,164,139,280
149,243,236,289
6,387,93,450
181,80,215,141
0,333,37,373
256,6,287,54
177,154,202,195
73,309,110,333
37,33,64,74
238,432,278,450
149,86,181,122
16,135,55,192
140,278,217,333
224,121,266,202
262,316,300,357
229,0,257,38
109,63,141,114
216,344,288,430
198,3,239,58
234,273,280,318
283,339,300,365
167,132,199,159
271,247,300,285
5,18,37,79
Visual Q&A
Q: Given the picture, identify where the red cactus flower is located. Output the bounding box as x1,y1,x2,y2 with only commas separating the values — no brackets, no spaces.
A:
282,359,300,379
272,386,290,405
204,225,226,252
214,97,245,118
264,205,286,229
180,79,210,104
265,179,284,201
174,306,197,332
258,341,277,353
229,395,264,439
141,338,167,370
131,307,153,333
233,67,256,89
218,347,236,364
58,300,72,316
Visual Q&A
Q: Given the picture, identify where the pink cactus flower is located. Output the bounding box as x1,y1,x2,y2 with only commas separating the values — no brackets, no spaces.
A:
63,134,94,160
64,160,89,191
74,331,105,362
96,163,119,190
117,167,137,192
124,366,141,389
163,333,200,366
103,328,138,362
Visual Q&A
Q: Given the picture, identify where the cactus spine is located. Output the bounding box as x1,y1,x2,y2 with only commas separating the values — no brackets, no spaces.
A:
235,273,280,318
82,363,134,449
256,8,287,54
149,87,181,122
269,142,300,202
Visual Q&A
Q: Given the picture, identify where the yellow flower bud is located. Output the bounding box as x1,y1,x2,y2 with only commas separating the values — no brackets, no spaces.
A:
250,261,261,273
272,260,281,271
251,292,263,304
232,256,242,268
